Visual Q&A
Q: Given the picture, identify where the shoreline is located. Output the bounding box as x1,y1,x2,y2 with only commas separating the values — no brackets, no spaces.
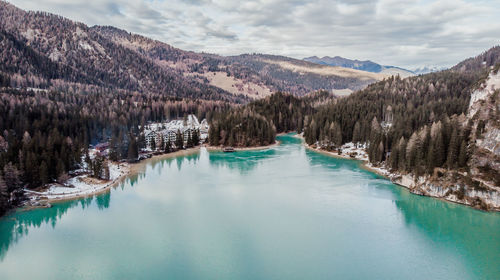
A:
205,140,280,152
302,140,500,212
305,145,391,179
23,140,280,209
24,147,202,207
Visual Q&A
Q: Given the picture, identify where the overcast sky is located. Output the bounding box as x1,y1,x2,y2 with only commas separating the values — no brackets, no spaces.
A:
8,0,500,69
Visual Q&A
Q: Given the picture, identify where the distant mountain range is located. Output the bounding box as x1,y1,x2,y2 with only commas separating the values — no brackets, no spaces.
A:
0,1,403,102
412,66,448,75
303,56,416,77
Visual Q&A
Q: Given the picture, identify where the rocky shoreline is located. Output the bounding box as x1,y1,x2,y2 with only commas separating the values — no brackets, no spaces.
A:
296,134,500,212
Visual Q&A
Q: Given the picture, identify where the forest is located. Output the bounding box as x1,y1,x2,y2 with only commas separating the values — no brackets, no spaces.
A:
0,88,231,215
208,92,316,147
303,71,477,175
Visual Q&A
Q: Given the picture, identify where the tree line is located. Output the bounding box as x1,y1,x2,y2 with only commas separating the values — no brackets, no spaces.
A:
208,92,314,147
0,88,230,215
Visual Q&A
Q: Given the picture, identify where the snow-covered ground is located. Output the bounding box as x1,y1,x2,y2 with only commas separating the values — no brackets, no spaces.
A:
26,162,129,201
311,142,369,161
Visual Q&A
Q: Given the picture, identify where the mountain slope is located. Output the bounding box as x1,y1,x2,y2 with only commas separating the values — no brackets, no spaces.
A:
93,26,387,96
304,56,415,78
0,1,392,100
0,1,247,102
452,46,500,74
303,45,500,210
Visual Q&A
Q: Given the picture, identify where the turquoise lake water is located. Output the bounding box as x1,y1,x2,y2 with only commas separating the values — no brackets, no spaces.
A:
0,134,499,279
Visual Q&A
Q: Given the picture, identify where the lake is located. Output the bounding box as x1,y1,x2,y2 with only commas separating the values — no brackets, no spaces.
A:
0,134,499,279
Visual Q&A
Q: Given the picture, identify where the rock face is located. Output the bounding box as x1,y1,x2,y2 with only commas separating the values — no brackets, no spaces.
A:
391,173,500,211
389,67,500,211
468,67,500,182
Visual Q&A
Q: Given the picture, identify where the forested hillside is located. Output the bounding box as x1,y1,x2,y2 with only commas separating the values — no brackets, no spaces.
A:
0,1,385,101
208,46,500,209
303,71,476,174
0,87,230,215
208,92,314,147
0,2,245,103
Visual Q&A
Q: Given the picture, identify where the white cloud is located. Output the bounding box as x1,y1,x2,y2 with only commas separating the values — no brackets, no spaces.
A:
7,0,500,69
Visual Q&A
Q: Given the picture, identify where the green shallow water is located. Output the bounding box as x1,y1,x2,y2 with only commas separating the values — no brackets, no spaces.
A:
0,134,499,279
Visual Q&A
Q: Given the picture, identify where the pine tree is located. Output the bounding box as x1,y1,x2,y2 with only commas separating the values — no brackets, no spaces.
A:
433,130,445,168
333,122,342,147
91,156,104,179
0,176,9,215
151,136,156,151
102,160,110,180
128,136,138,161
352,121,361,145
446,127,459,169
109,134,119,161
458,140,468,168
165,139,172,153
39,161,49,185
398,138,407,172
390,143,399,170
175,130,184,149
186,131,193,148
3,163,22,192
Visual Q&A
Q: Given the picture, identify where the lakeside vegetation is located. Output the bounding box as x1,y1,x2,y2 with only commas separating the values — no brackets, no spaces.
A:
0,88,231,215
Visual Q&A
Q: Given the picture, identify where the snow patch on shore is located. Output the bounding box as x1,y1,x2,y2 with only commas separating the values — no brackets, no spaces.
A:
27,162,129,200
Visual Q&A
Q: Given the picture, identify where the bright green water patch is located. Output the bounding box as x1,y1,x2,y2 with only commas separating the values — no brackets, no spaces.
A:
0,134,499,279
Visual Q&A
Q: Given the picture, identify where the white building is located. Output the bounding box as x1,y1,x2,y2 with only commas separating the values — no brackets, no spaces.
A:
142,114,208,150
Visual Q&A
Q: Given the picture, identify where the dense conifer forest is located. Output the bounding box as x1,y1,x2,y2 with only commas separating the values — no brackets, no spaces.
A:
0,88,230,215
208,92,314,147
303,71,477,175
0,1,499,215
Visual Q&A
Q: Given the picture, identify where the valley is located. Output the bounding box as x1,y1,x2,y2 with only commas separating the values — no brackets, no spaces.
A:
0,0,499,279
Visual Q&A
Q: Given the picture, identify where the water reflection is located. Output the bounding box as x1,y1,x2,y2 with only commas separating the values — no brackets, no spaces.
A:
208,149,278,174
0,134,498,278
393,188,500,279
0,198,88,260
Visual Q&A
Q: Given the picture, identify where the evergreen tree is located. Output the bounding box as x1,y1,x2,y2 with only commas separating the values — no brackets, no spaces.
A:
175,130,184,149
447,127,460,169
102,160,110,180
165,139,172,153
151,137,156,151
3,163,22,192
109,134,119,161
186,131,193,148
352,121,362,145
0,176,9,215
127,135,138,161
458,140,468,168
192,129,200,146
39,161,49,185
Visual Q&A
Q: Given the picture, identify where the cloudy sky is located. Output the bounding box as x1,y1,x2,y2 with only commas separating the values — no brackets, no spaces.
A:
8,0,500,69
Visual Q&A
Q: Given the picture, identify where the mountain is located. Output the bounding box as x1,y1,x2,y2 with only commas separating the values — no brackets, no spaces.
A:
0,1,387,101
451,46,500,74
303,56,415,78
412,66,447,75
217,45,500,210
0,2,248,103
95,26,385,97
303,46,500,210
